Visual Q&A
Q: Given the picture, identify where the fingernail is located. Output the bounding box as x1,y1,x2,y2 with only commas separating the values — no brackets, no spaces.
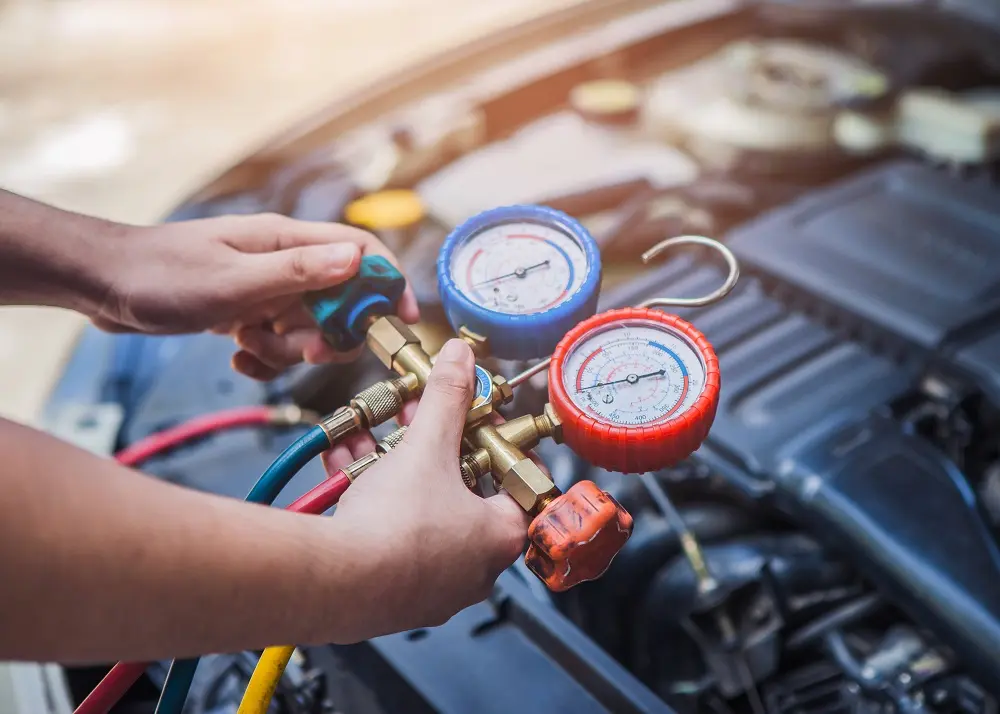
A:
437,339,470,364
328,244,360,269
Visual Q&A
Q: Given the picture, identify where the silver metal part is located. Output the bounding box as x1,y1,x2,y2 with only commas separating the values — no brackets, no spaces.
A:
507,235,738,389
638,235,739,309
509,358,552,389
377,426,407,454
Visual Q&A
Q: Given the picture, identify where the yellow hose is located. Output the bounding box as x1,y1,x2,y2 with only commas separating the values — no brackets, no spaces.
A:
237,645,295,714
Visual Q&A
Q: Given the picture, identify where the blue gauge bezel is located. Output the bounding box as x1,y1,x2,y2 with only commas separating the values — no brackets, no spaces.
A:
436,205,602,361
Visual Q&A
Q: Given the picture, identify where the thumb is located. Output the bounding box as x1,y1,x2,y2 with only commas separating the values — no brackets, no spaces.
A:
235,243,361,299
406,339,475,453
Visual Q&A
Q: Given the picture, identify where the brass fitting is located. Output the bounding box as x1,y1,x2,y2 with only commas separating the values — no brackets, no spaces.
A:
319,406,363,444
350,375,418,428
459,448,491,490
342,426,407,482
458,325,490,358
470,424,558,513
343,451,379,482
267,404,320,426
366,316,433,386
492,374,514,406
320,376,420,445
543,403,563,443
492,406,562,453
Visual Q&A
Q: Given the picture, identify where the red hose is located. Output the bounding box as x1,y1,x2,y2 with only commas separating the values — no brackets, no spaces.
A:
114,406,277,467
75,405,319,714
74,662,148,714
287,470,352,515
74,469,350,714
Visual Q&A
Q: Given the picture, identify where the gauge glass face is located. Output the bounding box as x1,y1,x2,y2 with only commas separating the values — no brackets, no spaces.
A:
563,319,706,426
450,221,589,315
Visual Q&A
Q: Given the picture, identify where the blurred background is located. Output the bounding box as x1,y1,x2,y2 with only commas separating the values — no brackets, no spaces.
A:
0,0,577,425
8,1,1000,712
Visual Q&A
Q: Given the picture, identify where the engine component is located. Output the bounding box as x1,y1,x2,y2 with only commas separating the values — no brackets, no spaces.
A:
569,79,642,127
727,161,1000,351
416,112,698,228
644,39,888,176
836,88,1000,164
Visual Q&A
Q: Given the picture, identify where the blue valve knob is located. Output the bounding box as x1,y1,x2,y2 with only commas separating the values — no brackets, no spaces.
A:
306,255,407,351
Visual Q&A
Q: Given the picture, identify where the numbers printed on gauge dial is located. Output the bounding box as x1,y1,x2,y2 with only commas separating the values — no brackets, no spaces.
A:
562,319,706,426
449,221,589,315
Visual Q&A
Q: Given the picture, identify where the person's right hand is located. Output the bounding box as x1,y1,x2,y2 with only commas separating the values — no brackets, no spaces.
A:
321,339,530,641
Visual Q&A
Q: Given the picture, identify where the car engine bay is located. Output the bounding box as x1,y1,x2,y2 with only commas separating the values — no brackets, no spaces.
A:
49,1,1000,712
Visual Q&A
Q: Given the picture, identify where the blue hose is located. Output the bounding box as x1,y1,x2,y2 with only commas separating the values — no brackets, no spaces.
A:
155,425,330,714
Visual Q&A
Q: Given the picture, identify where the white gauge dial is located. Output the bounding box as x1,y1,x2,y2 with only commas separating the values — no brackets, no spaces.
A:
449,221,589,315
563,319,707,426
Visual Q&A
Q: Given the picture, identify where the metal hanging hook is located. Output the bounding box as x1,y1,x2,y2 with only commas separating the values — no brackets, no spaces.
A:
637,235,740,310
507,235,740,390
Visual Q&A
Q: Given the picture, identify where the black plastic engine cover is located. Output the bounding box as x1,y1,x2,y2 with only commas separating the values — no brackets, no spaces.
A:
726,161,1000,350
772,413,1000,692
602,257,918,493
957,329,1000,406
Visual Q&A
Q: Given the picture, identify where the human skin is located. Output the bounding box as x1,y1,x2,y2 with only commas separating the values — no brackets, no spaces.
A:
0,191,528,662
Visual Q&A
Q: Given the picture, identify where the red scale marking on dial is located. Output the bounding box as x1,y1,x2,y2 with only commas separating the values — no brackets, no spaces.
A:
466,234,569,310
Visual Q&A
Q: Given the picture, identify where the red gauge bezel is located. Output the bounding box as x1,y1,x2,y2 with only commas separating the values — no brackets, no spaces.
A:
548,307,721,474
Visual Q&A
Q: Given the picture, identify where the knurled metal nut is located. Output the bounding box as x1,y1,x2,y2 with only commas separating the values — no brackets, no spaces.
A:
353,381,403,427
460,459,478,490
379,426,407,453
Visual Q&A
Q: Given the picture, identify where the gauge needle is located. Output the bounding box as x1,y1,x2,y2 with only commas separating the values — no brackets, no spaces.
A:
578,369,665,392
472,260,550,287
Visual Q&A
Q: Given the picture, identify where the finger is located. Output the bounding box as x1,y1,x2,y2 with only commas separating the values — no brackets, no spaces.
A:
323,444,355,473
304,340,363,366
222,214,369,253
397,400,419,427
484,493,531,566
235,242,362,301
328,227,420,324
343,431,377,460
236,326,312,371
236,326,361,370
271,304,315,335
405,339,474,453
231,350,281,382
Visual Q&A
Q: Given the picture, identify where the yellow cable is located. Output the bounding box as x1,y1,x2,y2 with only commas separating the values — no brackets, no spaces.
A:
237,645,295,714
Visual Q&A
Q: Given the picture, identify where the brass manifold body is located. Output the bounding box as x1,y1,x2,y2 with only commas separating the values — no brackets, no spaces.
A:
330,314,564,516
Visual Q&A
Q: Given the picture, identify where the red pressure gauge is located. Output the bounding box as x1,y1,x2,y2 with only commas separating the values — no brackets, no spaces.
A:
548,307,720,474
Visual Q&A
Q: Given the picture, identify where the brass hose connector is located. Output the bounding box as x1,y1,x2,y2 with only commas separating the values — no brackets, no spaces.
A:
318,376,419,445
342,426,408,482
351,375,418,428
459,449,490,491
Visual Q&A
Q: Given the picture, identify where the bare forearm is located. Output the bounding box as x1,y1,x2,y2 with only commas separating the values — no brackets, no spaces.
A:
0,190,120,314
0,418,363,663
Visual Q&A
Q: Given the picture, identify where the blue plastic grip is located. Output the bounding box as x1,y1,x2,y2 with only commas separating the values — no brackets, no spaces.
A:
305,255,406,352
436,205,602,360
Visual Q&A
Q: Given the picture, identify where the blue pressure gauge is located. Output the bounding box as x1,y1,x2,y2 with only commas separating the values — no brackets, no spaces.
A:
436,205,602,360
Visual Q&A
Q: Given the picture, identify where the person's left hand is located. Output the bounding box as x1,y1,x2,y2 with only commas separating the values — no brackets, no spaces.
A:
91,213,418,381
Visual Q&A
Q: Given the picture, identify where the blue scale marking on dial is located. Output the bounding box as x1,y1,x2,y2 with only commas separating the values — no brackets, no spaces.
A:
646,340,688,377
581,338,688,388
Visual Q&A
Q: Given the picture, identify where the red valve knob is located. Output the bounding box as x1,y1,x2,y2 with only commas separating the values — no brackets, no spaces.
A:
524,480,634,592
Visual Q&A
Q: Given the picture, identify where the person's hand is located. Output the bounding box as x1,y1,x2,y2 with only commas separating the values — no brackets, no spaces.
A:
91,213,418,380
320,339,531,640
